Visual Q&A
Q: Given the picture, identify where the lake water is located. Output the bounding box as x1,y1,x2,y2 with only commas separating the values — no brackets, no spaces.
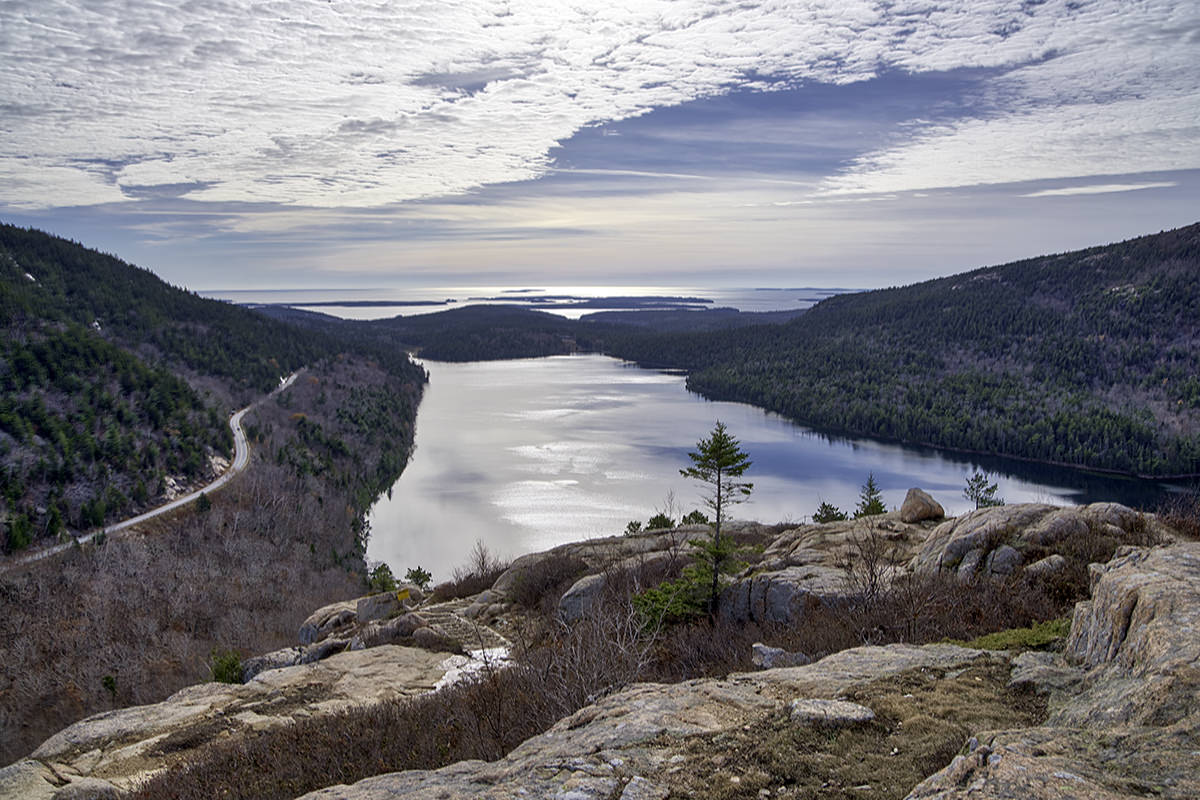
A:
366,354,1176,583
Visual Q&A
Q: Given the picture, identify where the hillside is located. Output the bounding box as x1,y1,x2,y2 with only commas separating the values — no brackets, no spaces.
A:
0,225,430,761
5,498,1197,799
0,224,424,552
603,223,1200,476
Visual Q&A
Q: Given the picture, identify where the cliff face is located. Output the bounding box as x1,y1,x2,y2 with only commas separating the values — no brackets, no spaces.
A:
3,503,1197,800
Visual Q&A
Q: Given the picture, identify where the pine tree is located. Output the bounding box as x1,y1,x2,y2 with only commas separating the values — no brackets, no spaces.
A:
680,421,753,613
853,473,886,518
964,471,1004,508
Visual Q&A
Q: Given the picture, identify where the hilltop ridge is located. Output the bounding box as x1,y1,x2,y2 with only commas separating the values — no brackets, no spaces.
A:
5,497,1197,799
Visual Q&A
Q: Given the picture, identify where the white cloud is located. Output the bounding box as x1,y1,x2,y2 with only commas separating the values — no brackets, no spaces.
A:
1,0,1196,209
1021,182,1178,198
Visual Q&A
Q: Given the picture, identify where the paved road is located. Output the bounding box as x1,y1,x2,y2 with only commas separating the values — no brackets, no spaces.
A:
2,370,302,572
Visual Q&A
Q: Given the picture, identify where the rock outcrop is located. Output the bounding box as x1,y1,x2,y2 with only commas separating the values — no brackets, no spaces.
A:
718,511,930,623
8,503,1197,800
909,542,1200,799
297,643,994,800
0,646,454,797
910,502,1170,579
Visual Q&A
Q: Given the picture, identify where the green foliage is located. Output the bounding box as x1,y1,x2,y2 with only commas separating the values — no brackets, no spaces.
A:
4,513,33,552
853,473,886,518
680,421,753,613
208,649,242,684
194,492,212,513
624,520,643,535
404,566,432,591
682,510,709,525
646,512,675,530
601,223,1200,477
367,563,398,594
0,224,428,550
813,501,849,523
101,675,117,701
964,471,1005,509
632,564,711,626
952,617,1071,652
680,421,754,532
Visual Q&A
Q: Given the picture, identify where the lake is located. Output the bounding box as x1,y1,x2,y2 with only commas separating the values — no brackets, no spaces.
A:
366,354,1176,583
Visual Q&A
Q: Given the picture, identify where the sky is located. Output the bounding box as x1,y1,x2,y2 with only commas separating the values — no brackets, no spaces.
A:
1,0,1198,292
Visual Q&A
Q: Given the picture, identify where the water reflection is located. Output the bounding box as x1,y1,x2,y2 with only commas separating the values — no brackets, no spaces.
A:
367,354,1178,582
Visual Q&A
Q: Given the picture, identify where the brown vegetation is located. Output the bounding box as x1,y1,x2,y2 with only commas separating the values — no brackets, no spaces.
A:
131,522,1084,800
0,356,422,764
1156,491,1200,541
429,540,511,601
663,659,1045,800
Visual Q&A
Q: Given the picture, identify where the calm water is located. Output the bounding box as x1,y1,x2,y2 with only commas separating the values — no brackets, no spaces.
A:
205,285,849,319
366,354,1177,583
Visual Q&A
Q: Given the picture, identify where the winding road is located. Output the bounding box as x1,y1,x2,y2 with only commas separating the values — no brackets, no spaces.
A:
2,370,302,572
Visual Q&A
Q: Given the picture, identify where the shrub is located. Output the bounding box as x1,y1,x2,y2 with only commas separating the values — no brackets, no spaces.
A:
507,554,589,612
208,649,242,684
404,566,432,591
366,563,397,594
624,520,643,535
813,501,848,523
632,564,711,626
1157,492,1200,540
646,512,675,530
951,617,1071,652
431,540,510,601
681,510,708,525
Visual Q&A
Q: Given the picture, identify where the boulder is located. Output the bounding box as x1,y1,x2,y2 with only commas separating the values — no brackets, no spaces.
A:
49,777,121,799
912,503,1159,580
357,592,402,624
460,589,499,619
558,573,607,623
718,564,846,623
1022,553,1068,580
956,547,986,578
350,613,426,650
788,698,875,725
751,642,810,669
983,544,1022,576
299,600,357,645
300,637,349,664
912,504,1055,574
1016,508,1088,548
900,488,944,523
411,626,456,651
0,759,56,800
241,646,304,681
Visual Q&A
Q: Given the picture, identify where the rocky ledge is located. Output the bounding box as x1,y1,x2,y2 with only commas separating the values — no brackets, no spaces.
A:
2,499,1195,800
0,646,452,798
301,539,1200,799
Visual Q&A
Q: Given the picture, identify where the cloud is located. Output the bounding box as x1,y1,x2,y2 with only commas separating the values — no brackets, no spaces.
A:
1021,182,1178,198
1,1,1196,210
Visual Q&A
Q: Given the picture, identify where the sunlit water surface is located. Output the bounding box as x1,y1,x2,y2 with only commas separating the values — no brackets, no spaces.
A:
366,355,1175,583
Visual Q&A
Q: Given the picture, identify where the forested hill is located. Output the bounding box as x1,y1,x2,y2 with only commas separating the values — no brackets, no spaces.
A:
0,223,425,553
0,224,332,394
606,222,1200,477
